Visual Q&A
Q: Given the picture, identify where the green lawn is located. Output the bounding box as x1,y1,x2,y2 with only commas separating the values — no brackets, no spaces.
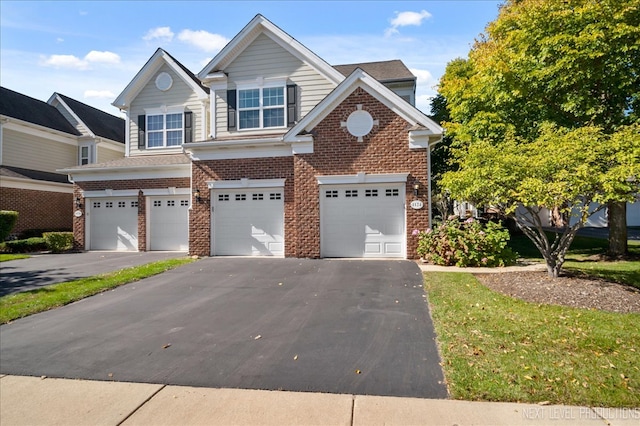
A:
424,271,640,408
508,233,640,288
0,257,196,324
0,254,30,262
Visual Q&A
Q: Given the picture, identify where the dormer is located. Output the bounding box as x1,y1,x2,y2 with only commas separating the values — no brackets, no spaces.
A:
112,49,209,157
196,14,345,141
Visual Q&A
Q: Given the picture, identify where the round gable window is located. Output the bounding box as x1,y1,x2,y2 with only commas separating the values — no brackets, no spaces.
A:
346,110,374,138
155,72,173,92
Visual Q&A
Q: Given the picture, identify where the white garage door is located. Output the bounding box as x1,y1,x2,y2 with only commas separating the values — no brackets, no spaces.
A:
320,184,405,258
212,188,284,256
149,196,189,251
88,198,138,251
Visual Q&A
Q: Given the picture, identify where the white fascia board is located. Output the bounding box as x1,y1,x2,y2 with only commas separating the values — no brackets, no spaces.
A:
113,49,165,109
48,94,96,138
185,136,284,149
62,164,190,182
142,187,190,196
112,49,207,109
1,118,79,146
163,52,208,100
290,139,314,154
197,15,344,85
316,172,409,185
409,129,437,149
0,176,73,193
188,145,292,161
82,189,139,198
207,178,286,189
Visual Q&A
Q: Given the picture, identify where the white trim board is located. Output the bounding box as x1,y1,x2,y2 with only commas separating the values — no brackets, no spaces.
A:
316,173,409,185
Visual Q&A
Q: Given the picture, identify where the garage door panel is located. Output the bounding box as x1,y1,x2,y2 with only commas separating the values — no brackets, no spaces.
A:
149,197,189,251
213,189,284,256
321,184,405,258
89,198,138,251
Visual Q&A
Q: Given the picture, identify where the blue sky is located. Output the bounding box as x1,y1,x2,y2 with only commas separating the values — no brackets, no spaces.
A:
0,1,503,116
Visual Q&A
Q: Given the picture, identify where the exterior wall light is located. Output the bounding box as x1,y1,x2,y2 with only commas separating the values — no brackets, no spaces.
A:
193,188,201,203
75,196,83,209
413,183,420,197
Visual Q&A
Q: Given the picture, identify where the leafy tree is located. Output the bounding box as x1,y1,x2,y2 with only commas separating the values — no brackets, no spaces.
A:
439,0,640,276
429,94,455,220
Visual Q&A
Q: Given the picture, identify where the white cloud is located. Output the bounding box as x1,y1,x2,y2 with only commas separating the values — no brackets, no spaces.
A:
385,10,432,37
56,37,64,43
40,54,89,70
84,90,116,99
178,29,229,53
40,50,120,70
410,68,435,84
143,26,174,42
84,50,120,64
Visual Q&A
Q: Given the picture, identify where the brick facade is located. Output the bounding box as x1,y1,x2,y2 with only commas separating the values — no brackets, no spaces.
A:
0,187,73,236
189,87,429,259
72,177,190,250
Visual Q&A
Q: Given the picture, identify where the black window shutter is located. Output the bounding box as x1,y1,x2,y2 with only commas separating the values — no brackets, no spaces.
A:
227,90,237,131
287,84,297,126
184,111,193,143
138,115,146,149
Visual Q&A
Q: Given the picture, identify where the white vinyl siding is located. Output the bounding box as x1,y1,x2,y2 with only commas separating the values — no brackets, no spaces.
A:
2,128,77,172
97,145,125,163
129,64,203,155
214,33,336,138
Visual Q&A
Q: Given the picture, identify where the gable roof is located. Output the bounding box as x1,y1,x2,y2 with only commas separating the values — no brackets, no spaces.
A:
333,60,416,83
0,87,80,136
284,68,442,142
51,93,125,143
198,14,345,85
112,48,209,109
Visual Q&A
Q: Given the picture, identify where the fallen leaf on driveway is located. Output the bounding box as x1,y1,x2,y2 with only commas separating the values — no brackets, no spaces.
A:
163,343,172,349
355,369,362,374
254,335,262,340
293,355,298,360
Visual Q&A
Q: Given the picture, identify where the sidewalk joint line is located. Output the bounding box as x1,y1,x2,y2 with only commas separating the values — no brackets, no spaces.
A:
350,394,355,426
116,384,166,426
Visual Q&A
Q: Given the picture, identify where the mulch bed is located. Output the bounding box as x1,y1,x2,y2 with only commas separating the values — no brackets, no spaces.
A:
473,271,640,314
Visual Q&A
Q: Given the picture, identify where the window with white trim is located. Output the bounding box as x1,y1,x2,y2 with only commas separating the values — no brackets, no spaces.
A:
79,144,94,165
147,112,183,148
238,86,285,130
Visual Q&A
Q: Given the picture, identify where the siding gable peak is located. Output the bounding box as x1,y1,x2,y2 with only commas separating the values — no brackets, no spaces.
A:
113,48,208,110
197,14,344,86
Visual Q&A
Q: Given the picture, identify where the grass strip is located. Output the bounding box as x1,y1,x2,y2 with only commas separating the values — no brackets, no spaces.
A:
424,271,640,408
0,254,30,262
0,257,195,324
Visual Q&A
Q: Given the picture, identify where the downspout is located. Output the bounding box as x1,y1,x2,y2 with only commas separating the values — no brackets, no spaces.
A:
427,143,433,229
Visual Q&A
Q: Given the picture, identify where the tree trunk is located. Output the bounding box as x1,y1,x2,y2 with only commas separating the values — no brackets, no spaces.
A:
608,201,628,257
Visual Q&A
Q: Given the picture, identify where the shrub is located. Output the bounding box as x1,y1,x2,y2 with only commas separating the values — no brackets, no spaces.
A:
5,237,47,253
0,211,19,241
43,232,74,253
415,218,517,267
19,228,72,239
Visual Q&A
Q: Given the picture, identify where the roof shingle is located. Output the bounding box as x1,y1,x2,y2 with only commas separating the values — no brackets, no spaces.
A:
0,87,80,135
56,94,125,143
333,60,415,82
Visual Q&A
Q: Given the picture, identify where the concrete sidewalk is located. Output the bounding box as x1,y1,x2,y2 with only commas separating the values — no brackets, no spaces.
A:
1,376,638,426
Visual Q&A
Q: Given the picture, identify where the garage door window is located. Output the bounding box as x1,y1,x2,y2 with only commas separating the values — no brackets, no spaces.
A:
346,190,358,197
386,189,399,197
270,193,281,200
365,189,378,197
325,190,338,198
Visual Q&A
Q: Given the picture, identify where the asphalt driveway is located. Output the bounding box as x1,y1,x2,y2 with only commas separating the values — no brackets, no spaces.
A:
0,258,448,398
0,251,187,296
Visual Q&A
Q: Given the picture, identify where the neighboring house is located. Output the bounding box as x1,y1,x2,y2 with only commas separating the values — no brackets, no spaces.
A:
60,15,442,258
0,87,125,236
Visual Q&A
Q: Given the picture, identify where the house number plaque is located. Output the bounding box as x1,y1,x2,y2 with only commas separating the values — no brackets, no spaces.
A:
410,200,424,210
